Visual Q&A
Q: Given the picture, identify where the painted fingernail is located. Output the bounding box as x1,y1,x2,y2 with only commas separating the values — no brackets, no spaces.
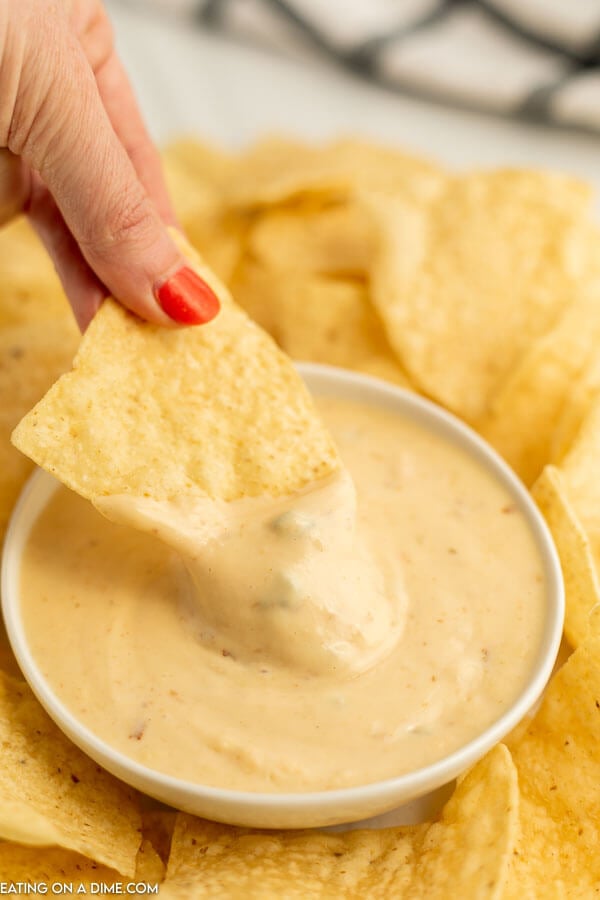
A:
155,267,220,325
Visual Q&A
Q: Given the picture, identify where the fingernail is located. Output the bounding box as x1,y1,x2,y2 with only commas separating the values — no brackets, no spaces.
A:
155,267,220,325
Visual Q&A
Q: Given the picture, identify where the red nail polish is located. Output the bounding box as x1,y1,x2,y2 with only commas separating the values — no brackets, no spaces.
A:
156,267,220,325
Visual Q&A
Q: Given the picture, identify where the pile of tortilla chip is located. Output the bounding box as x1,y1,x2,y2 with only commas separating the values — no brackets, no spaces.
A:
3,134,600,895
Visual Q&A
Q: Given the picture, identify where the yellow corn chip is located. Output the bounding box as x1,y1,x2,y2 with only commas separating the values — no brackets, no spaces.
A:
0,800,63,846
0,673,141,876
135,839,166,884
0,621,21,680
161,744,517,899
479,289,600,485
532,466,600,648
188,212,246,287
228,136,444,209
141,807,177,867
504,637,600,895
0,319,80,546
0,843,125,888
248,202,375,277
0,217,70,326
545,402,600,642
409,744,517,899
12,243,339,504
232,263,410,388
532,397,600,648
0,839,164,889
163,137,234,188
162,145,245,284
367,171,597,422
552,352,600,465
269,274,411,387
557,400,600,554
227,259,283,336
162,154,221,230
162,818,417,900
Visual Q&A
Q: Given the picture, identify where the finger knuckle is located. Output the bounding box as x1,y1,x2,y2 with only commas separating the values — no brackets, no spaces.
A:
80,10,114,73
80,188,157,254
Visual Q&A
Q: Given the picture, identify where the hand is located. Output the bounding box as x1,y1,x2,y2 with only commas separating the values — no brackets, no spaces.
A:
0,0,219,330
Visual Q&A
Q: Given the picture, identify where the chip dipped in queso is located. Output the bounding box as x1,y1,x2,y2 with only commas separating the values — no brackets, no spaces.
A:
16,407,547,792
11,246,548,795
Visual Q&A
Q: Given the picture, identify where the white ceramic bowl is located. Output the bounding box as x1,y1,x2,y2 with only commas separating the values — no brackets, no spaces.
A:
1,363,564,829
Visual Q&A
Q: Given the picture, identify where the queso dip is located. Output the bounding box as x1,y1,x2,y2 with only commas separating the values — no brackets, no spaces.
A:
19,396,546,792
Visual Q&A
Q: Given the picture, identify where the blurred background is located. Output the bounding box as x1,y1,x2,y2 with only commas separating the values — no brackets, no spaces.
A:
108,0,600,188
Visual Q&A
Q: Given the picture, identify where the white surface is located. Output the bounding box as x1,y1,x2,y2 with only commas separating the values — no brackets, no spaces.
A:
107,0,600,193
2,365,564,829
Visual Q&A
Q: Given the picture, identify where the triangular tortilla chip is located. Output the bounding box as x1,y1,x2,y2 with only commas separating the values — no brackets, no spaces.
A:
231,263,411,388
0,217,71,327
505,637,600,895
0,318,79,545
367,171,597,422
227,136,444,209
161,745,517,899
0,673,141,876
12,238,339,504
0,839,164,889
533,466,600,648
479,289,600,485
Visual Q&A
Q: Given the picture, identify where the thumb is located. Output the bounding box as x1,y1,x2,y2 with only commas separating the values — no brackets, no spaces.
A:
9,24,219,327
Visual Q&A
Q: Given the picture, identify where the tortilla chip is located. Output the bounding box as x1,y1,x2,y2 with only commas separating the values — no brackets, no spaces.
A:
410,744,517,898
0,318,80,546
479,288,600,485
0,217,70,326
162,146,245,284
162,154,221,229
248,202,375,277
552,351,600,466
532,396,600,649
162,818,417,899
549,403,600,641
0,839,164,890
0,799,63,846
0,622,21,679
232,263,410,388
504,637,600,895
12,237,339,504
227,136,444,209
135,839,166,884
188,212,246,287
227,259,282,336
270,273,410,387
367,171,597,422
532,466,600,648
161,744,517,899
141,807,177,866
0,673,141,876
0,843,125,888
557,400,600,552
163,137,234,188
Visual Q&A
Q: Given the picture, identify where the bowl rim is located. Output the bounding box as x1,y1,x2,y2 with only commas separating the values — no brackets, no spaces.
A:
1,362,565,816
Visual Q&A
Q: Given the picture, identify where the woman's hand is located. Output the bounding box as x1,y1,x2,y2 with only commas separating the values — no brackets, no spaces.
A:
0,0,219,330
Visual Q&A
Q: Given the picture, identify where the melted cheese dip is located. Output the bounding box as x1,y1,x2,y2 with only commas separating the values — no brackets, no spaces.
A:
20,396,546,792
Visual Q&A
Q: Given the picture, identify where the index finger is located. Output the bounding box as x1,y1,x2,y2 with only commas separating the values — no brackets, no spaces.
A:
93,48,177,228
